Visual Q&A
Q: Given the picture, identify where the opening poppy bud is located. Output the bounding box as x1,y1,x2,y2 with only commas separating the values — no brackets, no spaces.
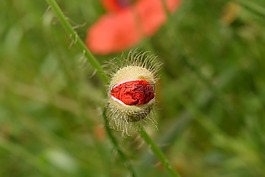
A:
106,51,160,135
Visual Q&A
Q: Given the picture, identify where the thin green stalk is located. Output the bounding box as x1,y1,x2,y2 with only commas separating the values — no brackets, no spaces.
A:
139,127,181,177
46,0,108,84
103,109,136,177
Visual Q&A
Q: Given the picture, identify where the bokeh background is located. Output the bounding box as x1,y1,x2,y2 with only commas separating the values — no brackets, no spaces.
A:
1,0,265,177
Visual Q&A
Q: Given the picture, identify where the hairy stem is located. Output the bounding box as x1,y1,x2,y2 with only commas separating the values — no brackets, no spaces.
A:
46,0,108,84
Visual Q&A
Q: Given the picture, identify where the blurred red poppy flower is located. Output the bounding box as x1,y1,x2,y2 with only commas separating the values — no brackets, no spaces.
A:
86,0,181,54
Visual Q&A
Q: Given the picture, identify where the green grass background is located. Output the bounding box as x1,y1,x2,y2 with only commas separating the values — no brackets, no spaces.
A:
1,0,265,176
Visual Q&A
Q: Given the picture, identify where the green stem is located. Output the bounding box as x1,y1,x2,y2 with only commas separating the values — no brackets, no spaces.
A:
139,127,181,177
46,0,109,84
103,109,136,177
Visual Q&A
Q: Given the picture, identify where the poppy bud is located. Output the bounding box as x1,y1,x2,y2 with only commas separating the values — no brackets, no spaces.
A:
106,51,160,135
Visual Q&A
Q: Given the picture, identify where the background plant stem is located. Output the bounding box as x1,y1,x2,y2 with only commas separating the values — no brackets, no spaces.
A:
139,127,181,177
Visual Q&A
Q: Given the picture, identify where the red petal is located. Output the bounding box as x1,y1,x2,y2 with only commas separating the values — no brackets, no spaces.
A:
111,80,155,106
136,0,181,36
86,10,141,54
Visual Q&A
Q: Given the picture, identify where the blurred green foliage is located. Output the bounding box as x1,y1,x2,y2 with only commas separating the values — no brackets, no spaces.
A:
1,0,265,177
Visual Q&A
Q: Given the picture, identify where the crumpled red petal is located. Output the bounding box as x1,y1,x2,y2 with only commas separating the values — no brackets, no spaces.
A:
111,80,155,106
